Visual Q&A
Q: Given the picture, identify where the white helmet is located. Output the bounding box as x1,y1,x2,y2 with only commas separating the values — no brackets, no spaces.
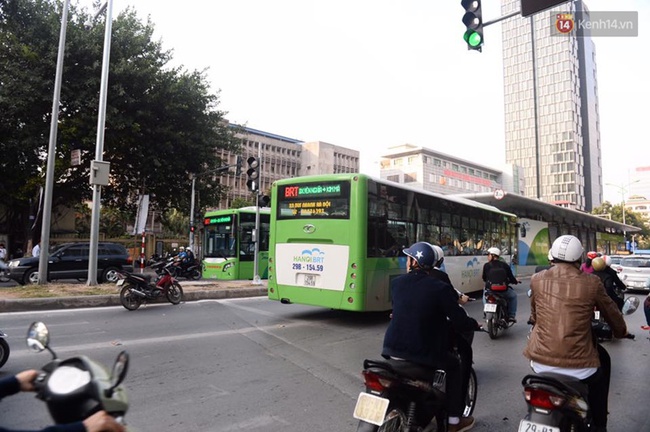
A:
429,244,445,268
179,246,185,251
550,235,583,263
487,247,501,257
603,255,612,267
547,249,553,262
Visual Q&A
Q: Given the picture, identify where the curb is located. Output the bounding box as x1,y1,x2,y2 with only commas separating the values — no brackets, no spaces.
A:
0,287,268,313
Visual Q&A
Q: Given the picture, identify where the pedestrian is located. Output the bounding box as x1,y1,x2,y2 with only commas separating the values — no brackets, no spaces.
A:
0,243,7,271
642,292,650,332
32,240,41,258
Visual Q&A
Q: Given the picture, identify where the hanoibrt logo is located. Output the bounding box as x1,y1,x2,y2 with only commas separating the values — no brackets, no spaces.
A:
551,11,638,37
291,248,325,272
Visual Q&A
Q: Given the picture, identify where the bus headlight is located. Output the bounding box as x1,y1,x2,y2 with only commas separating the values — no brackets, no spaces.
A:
223,263,233,271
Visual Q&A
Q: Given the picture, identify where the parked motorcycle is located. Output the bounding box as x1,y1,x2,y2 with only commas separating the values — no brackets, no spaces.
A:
0,328,9,369
483,285,515,339
519,297,639,432
117,267,184,311
25,321,130,427
353,336,480,431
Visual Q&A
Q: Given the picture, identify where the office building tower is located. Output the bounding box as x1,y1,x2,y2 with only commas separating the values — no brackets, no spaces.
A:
501,0,602,211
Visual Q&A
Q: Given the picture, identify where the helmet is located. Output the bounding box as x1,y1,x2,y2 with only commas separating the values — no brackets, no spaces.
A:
603,255,612,267
403,242,438,270
487,247,501,257
592,257,606,272
586,251,599,259
179,246,185,251
429,244,445,268
547,249,553,262
550,235,584,263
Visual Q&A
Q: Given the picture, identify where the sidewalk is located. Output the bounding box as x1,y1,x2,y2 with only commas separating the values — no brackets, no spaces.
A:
0,279,268,313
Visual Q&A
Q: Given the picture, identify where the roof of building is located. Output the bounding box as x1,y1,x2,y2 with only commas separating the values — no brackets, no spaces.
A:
456,191,641,234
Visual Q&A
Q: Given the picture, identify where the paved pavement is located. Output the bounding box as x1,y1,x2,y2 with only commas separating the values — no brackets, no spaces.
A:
0,279,268,313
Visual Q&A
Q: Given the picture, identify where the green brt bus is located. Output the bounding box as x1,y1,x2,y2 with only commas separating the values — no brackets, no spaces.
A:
202,207,270,280
268,174,517,311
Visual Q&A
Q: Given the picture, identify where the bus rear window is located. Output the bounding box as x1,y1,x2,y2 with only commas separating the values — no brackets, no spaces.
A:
277,181,351,219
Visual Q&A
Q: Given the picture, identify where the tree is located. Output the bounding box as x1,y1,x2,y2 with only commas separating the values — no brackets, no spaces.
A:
0,0,240,247
591,201,650,248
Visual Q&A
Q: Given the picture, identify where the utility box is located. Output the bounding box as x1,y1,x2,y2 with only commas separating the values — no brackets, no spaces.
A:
90,160,110,186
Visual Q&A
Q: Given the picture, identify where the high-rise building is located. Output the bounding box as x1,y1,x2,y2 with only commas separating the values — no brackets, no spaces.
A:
501,0,602,211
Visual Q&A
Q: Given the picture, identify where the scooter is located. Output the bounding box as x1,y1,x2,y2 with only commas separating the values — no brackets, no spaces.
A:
353,332,481,431
519,297,639,432
25,321,130,427
484,284,515,339
0,329,9,369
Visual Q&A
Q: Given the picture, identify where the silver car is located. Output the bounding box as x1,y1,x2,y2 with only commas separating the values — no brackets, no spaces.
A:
618,255,650,291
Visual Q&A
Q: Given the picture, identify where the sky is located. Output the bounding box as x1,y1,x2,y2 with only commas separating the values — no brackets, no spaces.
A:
77,0,649,203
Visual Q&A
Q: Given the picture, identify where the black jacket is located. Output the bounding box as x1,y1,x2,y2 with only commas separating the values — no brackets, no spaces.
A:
0,376,85,432
482,259,517,286
382,270,479,368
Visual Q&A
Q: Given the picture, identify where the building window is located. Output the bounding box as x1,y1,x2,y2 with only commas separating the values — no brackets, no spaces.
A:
387,175,400,183
404,173,417,183
434,158,442,167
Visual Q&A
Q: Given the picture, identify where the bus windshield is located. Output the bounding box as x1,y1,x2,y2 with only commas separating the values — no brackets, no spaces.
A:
276,180,351,219
204,216,236,259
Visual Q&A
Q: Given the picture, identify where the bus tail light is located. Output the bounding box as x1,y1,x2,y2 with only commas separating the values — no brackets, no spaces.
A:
348,297,354,303
349,283,356,290
351,273,357,279
351,262,357,269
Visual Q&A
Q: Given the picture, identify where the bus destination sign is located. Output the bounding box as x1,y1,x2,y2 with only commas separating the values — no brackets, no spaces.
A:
204,215,232,225
282,183,343,199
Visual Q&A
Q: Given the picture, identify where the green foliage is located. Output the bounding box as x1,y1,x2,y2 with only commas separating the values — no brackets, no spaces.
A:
230,197,253,209
0,0,240,244
160,208,188,238
591,201,650,248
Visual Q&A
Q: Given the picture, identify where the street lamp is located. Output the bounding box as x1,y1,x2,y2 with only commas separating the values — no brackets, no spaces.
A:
38,0,71,285
87,0,114,285
605,179,640,246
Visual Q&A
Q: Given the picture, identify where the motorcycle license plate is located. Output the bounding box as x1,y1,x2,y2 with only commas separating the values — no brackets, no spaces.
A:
116,279,124,286
353,392,389,426
484,303,497,313
518,419,560,432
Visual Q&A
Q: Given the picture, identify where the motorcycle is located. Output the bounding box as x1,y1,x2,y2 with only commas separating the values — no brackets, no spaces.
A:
519,297,639,432
0,328,9,369
353,335,480,431
161,257,202,281
25,321,130,428
117,266,184,311
483,284,515,339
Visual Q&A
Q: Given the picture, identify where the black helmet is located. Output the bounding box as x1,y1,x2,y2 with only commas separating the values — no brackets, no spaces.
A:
403,242,438,270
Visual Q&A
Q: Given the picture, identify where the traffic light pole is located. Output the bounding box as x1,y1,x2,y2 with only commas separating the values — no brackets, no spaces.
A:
252,144,262,285
188,164,237,252
482,10,519,27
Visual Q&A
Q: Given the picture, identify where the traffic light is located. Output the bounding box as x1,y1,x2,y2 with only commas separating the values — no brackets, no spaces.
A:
257,195,270,207
235,155,242,176
246,156,259,192
190,225,195,233
461,0,483,52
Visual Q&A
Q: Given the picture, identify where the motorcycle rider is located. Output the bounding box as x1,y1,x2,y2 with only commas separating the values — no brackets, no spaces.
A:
481,247,519,322
591,256,626,311
580,250,599,273
0,369,125,432
525,235,630,432
430,244,475,413
382,242,480,432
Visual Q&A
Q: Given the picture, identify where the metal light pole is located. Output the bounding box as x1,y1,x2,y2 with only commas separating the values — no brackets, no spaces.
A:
252,143,262,285
87,0,114,285
606,179,640,245
38,0,71,285
189,174,196,251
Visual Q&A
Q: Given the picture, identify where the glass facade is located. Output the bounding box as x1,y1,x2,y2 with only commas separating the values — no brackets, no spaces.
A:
501,0,602,211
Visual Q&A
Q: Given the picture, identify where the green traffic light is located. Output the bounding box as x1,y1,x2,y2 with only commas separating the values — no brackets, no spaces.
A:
463,30,483,48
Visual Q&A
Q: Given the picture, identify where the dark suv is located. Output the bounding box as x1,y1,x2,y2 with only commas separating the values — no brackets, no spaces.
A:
7,242,132,285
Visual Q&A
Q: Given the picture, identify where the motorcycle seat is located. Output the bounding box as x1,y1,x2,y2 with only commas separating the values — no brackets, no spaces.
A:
364,358,441,382
522,373,588,399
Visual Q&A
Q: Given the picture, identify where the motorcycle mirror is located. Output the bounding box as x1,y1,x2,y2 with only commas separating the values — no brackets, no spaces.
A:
621,297,640,315
105,350,129,398
26,322,50,353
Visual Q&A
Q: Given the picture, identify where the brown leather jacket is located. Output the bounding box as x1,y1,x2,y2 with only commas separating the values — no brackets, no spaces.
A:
524,262,627,368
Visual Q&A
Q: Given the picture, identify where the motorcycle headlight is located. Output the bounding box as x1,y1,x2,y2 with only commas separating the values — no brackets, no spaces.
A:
48,366,92,395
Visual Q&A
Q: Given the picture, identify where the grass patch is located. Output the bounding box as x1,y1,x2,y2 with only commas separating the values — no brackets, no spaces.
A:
1,283,117,299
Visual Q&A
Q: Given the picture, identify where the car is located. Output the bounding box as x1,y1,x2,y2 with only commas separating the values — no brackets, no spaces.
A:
7,242,133,285
606,254,627,273
617,255,650,292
